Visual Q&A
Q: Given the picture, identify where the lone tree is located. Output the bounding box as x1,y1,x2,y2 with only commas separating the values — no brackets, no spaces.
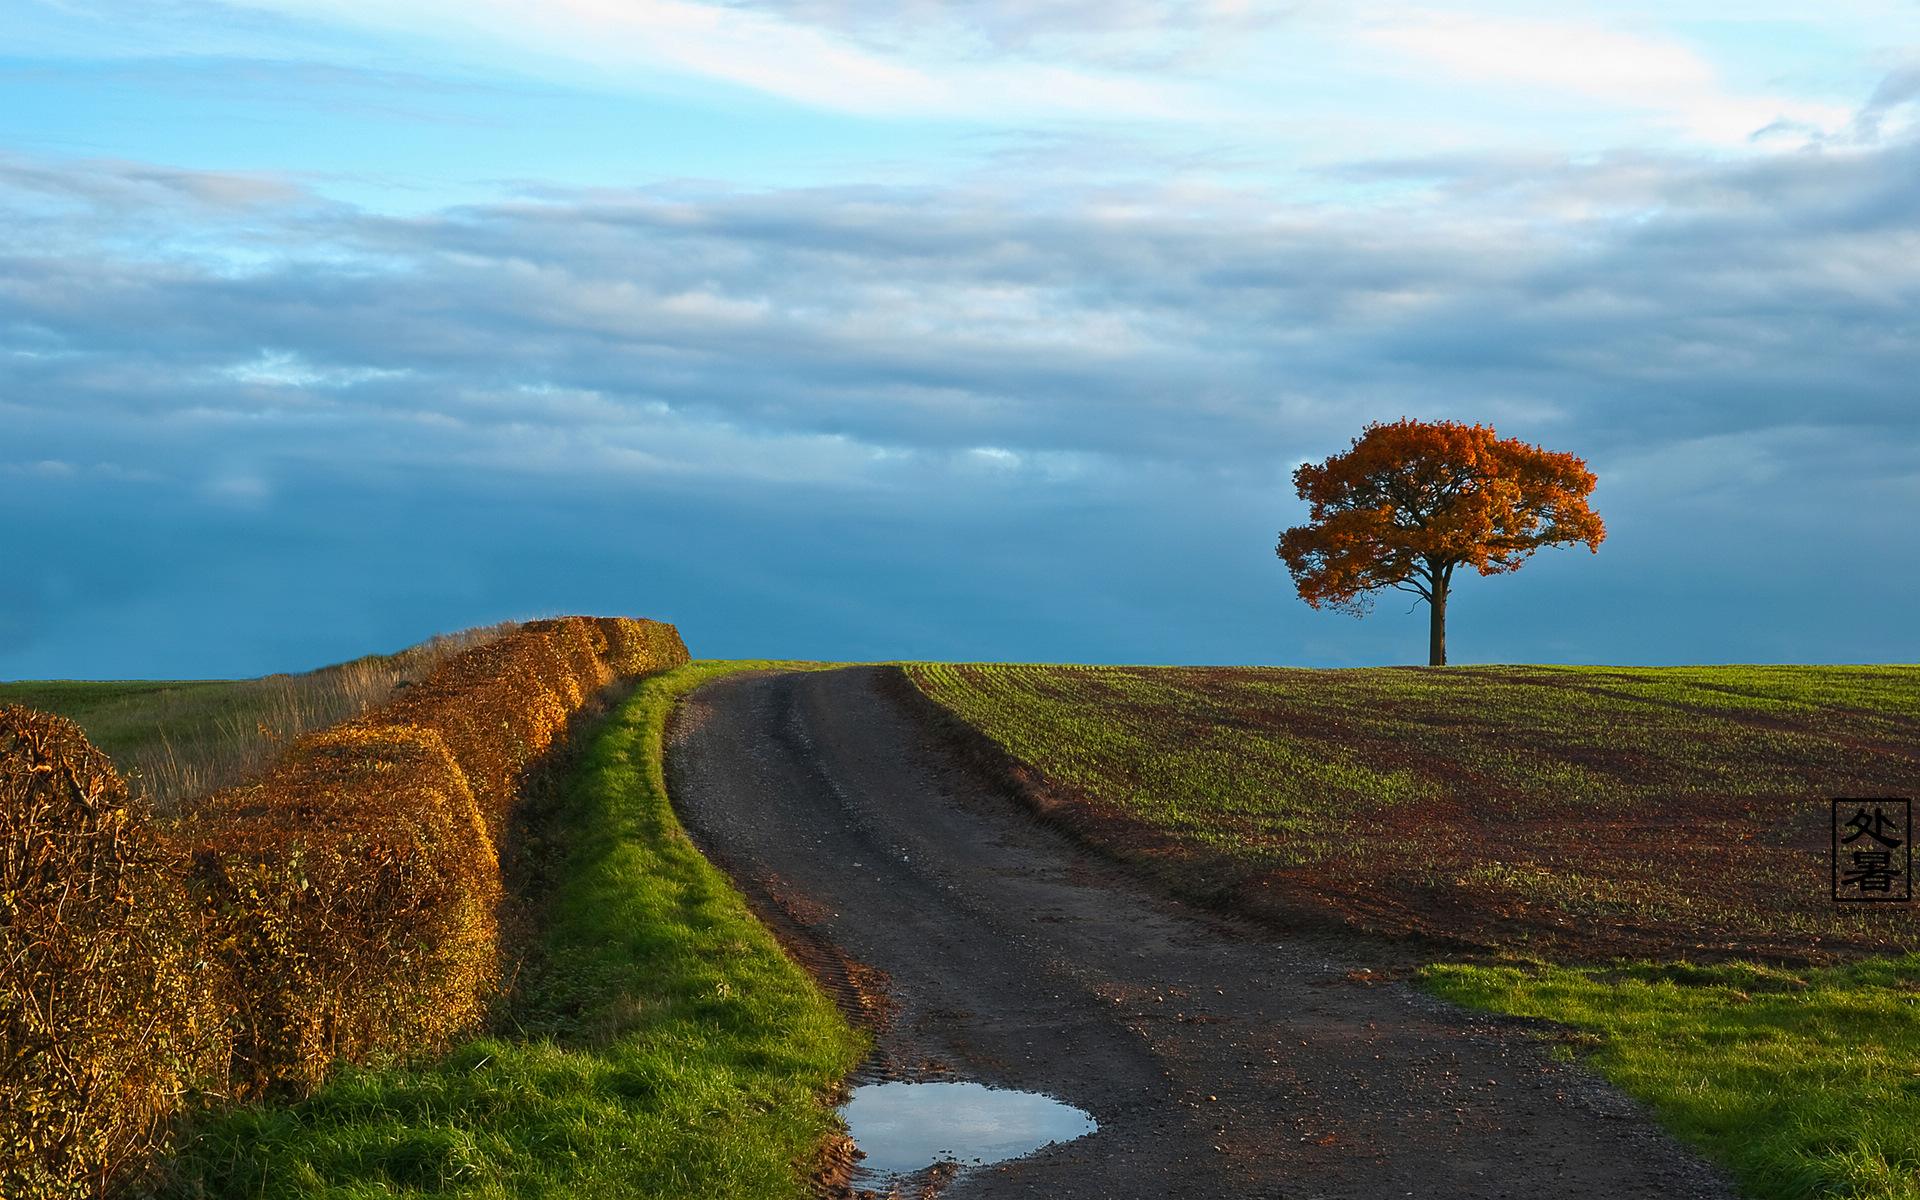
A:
1277,418,1605,666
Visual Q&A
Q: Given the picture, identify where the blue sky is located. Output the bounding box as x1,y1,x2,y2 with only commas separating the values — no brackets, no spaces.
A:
3,0,1917,676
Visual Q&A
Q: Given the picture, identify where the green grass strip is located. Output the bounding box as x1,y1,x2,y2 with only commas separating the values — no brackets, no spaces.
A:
165,661,867,1199
1420,956,1920,1200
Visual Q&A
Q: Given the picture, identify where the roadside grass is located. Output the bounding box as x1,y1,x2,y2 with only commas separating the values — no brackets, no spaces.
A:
161,660,866,1199
1420,955,1920,1200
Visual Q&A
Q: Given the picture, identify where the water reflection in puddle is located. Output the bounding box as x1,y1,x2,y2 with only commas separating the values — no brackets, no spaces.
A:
841,1081,1097,1178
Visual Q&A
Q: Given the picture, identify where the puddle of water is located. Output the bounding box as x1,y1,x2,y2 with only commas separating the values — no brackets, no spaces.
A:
841,1081,1097,1178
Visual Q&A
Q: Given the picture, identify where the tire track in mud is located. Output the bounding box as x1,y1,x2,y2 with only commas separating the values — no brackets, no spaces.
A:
664,666,1739,1199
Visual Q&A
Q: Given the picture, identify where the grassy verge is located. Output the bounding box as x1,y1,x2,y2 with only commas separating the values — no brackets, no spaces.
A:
1421,956,1920,1200
162,661,866,1199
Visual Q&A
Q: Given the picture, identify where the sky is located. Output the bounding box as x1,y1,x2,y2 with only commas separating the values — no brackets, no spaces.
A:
3,0,1917,677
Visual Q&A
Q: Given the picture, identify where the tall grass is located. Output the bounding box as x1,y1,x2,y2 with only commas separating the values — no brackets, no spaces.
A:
1,626,512,812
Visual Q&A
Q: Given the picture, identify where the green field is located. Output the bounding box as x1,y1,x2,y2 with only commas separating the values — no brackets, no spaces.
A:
906,662,1920,959
0,678,247,765
0,630,500,809
907,661,1920,1199
161,662,865,1199
1423,956,1920,1200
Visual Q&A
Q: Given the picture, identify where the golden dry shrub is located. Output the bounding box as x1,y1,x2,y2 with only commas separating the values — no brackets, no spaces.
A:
182,616,686,1097
593,616,690,677
0,706,224,1200
378,635,574,839
376,618,687,839
518,617,613,708
180,723,500,1100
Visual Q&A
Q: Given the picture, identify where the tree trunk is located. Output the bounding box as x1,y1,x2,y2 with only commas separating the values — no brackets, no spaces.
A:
1428,576,1448,667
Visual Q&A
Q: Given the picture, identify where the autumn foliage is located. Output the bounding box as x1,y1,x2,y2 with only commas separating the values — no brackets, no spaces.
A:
0,708,222,1199
0,616,689,1193
1277,419,1605,665
178,723,502,1099
181,616,689,1099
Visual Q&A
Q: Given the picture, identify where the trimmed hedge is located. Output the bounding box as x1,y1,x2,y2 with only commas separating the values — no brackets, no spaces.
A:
179,723,500,1099
0,615,689,1195
0,708,222,1200
181,616,688,1098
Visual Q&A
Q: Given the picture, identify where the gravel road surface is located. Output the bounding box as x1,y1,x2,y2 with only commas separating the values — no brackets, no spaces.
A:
665,666,1738,1199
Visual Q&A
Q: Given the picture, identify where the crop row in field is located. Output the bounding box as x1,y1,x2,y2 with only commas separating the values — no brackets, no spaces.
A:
905,662,1920,960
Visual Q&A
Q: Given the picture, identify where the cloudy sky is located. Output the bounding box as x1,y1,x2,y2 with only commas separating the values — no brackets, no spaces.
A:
3,1,1916,676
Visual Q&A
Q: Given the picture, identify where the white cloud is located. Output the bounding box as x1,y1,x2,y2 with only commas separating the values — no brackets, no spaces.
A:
220,349,412,387
0,459,164,483
203,472,273,505
1362,13,1855,146
1,459,74,478
228,0,1220,118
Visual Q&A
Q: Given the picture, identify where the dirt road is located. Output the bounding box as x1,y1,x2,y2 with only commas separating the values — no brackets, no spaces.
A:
665,667,1737,1199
